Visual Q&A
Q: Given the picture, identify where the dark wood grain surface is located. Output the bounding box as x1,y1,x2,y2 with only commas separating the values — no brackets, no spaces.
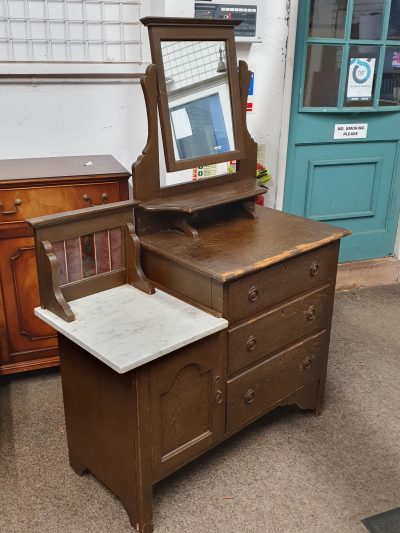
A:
140,206,351,282
139,179,266,213
0,155,130,182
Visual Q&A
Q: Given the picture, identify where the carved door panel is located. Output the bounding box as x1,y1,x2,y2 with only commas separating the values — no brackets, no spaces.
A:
0,236,56,364
149,332,225,481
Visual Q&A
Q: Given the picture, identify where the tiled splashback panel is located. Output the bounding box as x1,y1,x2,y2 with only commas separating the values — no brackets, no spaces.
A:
52,228,122,285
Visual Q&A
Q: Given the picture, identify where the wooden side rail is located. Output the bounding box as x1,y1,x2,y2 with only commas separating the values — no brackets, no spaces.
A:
27,200,154,322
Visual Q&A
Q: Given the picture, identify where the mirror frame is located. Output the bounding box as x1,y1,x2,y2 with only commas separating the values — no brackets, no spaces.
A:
142,17,245,173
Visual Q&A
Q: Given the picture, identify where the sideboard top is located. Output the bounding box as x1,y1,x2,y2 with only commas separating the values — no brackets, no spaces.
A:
0,155,130,182
140,206,351,282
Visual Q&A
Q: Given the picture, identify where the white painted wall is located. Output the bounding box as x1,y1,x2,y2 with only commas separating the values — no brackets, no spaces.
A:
0,81,148,173
0,0,291,210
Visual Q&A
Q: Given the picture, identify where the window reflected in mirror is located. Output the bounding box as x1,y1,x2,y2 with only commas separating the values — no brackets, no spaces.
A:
161,41,235,162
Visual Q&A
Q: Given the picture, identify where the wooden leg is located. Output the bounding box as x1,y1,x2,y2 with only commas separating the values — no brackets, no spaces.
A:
279,380,320,412
313,375,327,417
121,488,154,533
59,336,154,532
69,457,88,476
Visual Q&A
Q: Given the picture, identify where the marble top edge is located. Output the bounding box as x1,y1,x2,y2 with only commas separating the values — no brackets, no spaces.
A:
34,285,227,374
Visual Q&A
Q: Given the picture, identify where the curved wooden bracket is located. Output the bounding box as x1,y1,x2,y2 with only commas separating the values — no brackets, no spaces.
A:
243,200,257,220
132,64,160,202
172,217,199,239
41,240,75,322
237,60,258,180
125,223,155,295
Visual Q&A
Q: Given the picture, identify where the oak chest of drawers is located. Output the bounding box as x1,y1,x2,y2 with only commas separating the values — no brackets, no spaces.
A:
0,155,130,375
140,206,349,437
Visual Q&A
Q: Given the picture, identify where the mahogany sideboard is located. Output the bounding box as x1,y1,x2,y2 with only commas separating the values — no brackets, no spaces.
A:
0,155,129,375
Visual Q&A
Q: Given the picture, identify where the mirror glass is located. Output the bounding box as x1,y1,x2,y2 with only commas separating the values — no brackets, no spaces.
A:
161,40,235,162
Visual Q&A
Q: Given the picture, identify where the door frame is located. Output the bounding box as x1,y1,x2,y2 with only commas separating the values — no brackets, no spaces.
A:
275,0,400,260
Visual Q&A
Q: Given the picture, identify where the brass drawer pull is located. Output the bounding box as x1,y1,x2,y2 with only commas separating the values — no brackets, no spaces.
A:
101,192,110,203
0,198,22,215
306,305,317,321
83,194,93,207
301,356,312,371
310,261,319,277
244,388,255,405
248,285,259,303
246,335,257,352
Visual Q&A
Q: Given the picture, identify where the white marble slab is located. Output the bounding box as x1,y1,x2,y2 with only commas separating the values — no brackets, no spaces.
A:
35,284,227,374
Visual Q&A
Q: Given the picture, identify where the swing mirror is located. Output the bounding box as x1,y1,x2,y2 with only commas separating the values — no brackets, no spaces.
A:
142,18,245,175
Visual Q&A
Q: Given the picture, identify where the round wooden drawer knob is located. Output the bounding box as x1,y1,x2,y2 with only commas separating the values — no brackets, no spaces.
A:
215,390,223,404
310,262,319,277
306,305,317,321
301,356,312,371
246,335,257,351
244,389,256,405
248,285,259,303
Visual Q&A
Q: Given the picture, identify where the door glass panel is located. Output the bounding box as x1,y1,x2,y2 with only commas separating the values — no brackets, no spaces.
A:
344,45,380,107
309,0,348,38
388,0,400,40
351,0,385,39
380,47,400,105
304,45,343,107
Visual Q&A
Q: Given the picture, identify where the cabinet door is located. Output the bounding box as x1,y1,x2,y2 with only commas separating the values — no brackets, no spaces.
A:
0,236,57,366
149,333,225,481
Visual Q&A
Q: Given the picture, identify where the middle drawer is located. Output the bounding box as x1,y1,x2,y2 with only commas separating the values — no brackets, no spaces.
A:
227,284,333,375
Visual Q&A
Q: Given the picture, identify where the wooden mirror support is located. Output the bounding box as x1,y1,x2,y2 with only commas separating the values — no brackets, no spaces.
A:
132,18,266,236
27,200,154,322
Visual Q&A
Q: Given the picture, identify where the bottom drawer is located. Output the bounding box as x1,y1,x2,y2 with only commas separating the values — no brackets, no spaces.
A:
226,330,329,434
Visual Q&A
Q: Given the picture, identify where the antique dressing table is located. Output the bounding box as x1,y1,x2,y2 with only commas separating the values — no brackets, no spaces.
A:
29,17,350,533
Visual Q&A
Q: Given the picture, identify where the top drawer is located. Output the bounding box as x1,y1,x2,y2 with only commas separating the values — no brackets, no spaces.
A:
227,242,339,323
0,181,120,223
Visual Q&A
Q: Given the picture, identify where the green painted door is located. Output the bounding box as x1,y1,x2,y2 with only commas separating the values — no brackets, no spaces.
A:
284,0,400,261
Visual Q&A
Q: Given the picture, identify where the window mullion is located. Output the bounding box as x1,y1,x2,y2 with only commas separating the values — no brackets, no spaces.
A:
344,0,354,40
373,0,393,108
337,42,349,109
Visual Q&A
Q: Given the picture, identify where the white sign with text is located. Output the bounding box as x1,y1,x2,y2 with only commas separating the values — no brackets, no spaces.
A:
334,123,368,140
347,58,376,101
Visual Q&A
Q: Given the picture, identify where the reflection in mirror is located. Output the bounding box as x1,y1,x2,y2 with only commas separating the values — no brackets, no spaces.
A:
351,0,384,40
304,44,343,107
161,41,235,162
308,0,347,39
380,47,400,106
162,161,237,187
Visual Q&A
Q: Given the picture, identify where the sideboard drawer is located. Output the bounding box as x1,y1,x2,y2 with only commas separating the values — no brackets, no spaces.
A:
227,284,333,375
227,243,338,323
226,330,328,434
0,182,120,223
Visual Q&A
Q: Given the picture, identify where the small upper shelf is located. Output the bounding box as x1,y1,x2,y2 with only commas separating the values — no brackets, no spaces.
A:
138,179,267,215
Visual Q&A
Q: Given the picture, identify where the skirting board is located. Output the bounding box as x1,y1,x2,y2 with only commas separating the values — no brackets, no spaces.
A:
336,257,400,291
